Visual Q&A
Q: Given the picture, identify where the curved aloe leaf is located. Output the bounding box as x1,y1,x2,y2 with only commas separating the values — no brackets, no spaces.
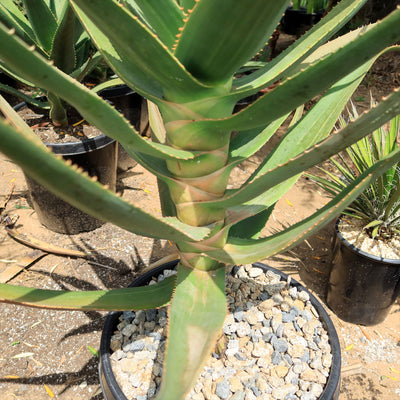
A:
0,82,49,108
0,0,37,45
177,9,400,135
0,275,176,310
174,0,288,84
70,0,214,102
233,0,367,96
198,147,400,264
195,87,400,218
156,263,226,400
24,0,58,54
185,59,383,219
0,117,210,242
120,0,184,49
0,24,194,161
50,3,76,74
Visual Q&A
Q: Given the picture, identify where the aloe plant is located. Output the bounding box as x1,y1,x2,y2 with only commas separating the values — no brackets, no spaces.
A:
0,0,103,125
1,1,400,399
309,103,400,240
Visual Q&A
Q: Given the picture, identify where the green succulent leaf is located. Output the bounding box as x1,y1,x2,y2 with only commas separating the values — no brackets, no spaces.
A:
156,262,226,400
233,0,367,97
0,0,37,45
194,59,381,215
0,82,49,108
174,0,288,84
0,117,210,242
70,0,213,102
0,25,194,161
120,0,184,49
179,0,196,13
183,9,400,134
50,3,76,74
200,147,400,264
24,0,58,54
0,275,176,310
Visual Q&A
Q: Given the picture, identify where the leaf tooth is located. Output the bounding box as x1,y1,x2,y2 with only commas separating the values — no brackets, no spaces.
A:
64,159,73,166
7,28,16,35
90,175,98,182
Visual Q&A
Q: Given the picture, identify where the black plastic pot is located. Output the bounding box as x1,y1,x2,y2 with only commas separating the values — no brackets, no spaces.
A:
281,7,324,36
99,261,341,400
15,101,117,234
327,219,400,326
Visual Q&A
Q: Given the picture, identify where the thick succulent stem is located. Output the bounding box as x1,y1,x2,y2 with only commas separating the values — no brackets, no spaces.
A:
47,91,68,126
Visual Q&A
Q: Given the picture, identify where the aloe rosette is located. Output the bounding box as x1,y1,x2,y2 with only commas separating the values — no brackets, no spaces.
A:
1,1,400,399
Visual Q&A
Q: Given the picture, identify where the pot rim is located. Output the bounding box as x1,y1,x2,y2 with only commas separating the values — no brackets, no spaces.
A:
335,217,400,265
99,260,341,400
13,100,115,156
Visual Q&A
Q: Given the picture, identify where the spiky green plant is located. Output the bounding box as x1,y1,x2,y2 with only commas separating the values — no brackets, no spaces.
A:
0,0,104,125
292,0,331,13
1,1,400,399
309,104,400,240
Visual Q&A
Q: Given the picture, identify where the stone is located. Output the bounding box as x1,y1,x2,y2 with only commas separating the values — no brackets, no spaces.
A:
272,338,288,353
109,266,335,400
121,323,137,337
297,291,310,302
231,391,245,400
252,341,271,358
236,321,251,337
244,308,264,325
271,351,282,365
215,379,230,399
271,384,297,400
259,298,275,312
309,382,324,397
230,375,244,392
274,365,289,378
249,267,264,278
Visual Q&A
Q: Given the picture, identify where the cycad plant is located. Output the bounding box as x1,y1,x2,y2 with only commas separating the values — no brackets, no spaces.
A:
1,1,400,399
310,104,400,240
0,0,104,126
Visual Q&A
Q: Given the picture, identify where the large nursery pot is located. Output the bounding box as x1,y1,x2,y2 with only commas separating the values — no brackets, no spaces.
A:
24,135,117,234
327,218,400,326
281,6,324,36
14,100,117,234
99,261,341,400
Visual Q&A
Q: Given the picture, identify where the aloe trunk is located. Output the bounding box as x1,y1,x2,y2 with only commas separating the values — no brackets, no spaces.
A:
1,1,400,399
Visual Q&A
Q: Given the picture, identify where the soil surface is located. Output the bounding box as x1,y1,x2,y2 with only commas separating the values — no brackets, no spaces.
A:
0,40,399,400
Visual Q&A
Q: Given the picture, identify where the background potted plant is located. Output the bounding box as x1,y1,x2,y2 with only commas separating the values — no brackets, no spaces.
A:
309,103,400,325
0,0,120,234
0,0,400,399
282,0,336,35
